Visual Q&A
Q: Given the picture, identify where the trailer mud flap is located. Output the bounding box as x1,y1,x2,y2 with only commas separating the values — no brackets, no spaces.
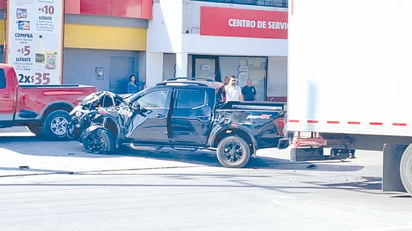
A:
290,147,324,162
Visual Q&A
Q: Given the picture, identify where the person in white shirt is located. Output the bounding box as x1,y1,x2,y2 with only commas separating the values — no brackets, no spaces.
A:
225,76,243,102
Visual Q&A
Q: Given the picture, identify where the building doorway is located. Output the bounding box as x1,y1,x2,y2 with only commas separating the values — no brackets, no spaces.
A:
192,55,220,81
109,56,137,94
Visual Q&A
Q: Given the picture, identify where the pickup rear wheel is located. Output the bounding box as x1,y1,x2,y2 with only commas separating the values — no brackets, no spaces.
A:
217,136,250,168
82,127,115,154
400,144,412,194
42,110,71,140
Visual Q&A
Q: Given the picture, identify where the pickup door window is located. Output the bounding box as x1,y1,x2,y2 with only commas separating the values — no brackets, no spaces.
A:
170,88,213,145
126,88,171,144
0,69,15,121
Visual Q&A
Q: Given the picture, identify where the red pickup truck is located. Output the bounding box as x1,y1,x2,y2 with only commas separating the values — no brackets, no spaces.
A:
0,63,96,139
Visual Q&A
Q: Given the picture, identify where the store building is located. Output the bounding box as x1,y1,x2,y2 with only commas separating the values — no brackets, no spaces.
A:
146,0,288,101
0,0,152,93
63,0,152,93
0,0,287,100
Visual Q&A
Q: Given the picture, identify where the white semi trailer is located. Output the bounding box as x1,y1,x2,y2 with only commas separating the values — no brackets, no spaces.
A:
287,0,412,194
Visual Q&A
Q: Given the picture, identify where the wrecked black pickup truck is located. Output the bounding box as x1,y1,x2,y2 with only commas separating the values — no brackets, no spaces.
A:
68,80,289,168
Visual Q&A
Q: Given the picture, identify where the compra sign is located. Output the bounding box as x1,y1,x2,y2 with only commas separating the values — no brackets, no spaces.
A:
6,0,64,85
200,6,288,39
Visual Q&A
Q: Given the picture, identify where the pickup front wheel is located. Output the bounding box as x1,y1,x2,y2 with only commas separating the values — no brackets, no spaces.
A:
217,136,250,168
81,127,115,154
42,110,71,140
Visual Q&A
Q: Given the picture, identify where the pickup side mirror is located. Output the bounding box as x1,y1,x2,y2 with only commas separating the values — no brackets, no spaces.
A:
130,102,148,117
140,107,148,113
130,101,140,110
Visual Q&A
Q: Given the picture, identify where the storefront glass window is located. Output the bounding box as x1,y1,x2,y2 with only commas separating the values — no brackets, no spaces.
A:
167,54,269,101
219,56,267,101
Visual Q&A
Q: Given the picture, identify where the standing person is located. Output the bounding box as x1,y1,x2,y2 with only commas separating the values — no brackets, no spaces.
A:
225,75,243,102
223,75,231,87
215,81,226,103
242,79,257,101
127,74,138,94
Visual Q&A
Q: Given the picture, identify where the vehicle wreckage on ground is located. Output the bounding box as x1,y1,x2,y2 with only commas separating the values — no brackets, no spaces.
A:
68,80,289,168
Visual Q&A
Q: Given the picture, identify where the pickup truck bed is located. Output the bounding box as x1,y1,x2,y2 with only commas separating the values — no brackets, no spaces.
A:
216,101,288,150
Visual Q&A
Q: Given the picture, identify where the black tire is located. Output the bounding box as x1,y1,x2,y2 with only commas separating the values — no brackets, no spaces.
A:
42,110,71,140
82,128,115,154
27,124,43,136
216,136,250,168
400,144,412,195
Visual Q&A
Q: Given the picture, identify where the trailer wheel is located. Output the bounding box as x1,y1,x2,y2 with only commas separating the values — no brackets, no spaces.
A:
216,136,250,168
42,110,71,140
82,128,115,154
400,144,412,194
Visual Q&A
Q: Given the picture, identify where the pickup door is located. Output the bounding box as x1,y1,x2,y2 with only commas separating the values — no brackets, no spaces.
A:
126,88,171,143
170,88,213,145
0,68,15,121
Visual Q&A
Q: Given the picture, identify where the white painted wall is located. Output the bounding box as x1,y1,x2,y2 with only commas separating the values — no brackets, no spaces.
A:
146,52,163,87
148,0,287,56
147,0,183,53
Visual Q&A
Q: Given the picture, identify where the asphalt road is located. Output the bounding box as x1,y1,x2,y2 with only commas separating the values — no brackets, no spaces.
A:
1,127,412,231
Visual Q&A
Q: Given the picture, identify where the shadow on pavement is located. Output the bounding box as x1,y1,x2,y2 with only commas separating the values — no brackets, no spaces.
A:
0,172,393,196
0,135,364,171
116,147,365,172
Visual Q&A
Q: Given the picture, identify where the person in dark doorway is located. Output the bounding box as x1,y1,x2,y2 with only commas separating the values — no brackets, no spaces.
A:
242,79,257,101
127,74,138,94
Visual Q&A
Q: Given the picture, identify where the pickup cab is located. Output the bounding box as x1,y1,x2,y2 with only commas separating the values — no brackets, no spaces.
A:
0,63,97,139
69,80,289,167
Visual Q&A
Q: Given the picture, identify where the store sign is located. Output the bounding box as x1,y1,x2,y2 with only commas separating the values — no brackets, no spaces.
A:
6,0,64,85
200,6,288,39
